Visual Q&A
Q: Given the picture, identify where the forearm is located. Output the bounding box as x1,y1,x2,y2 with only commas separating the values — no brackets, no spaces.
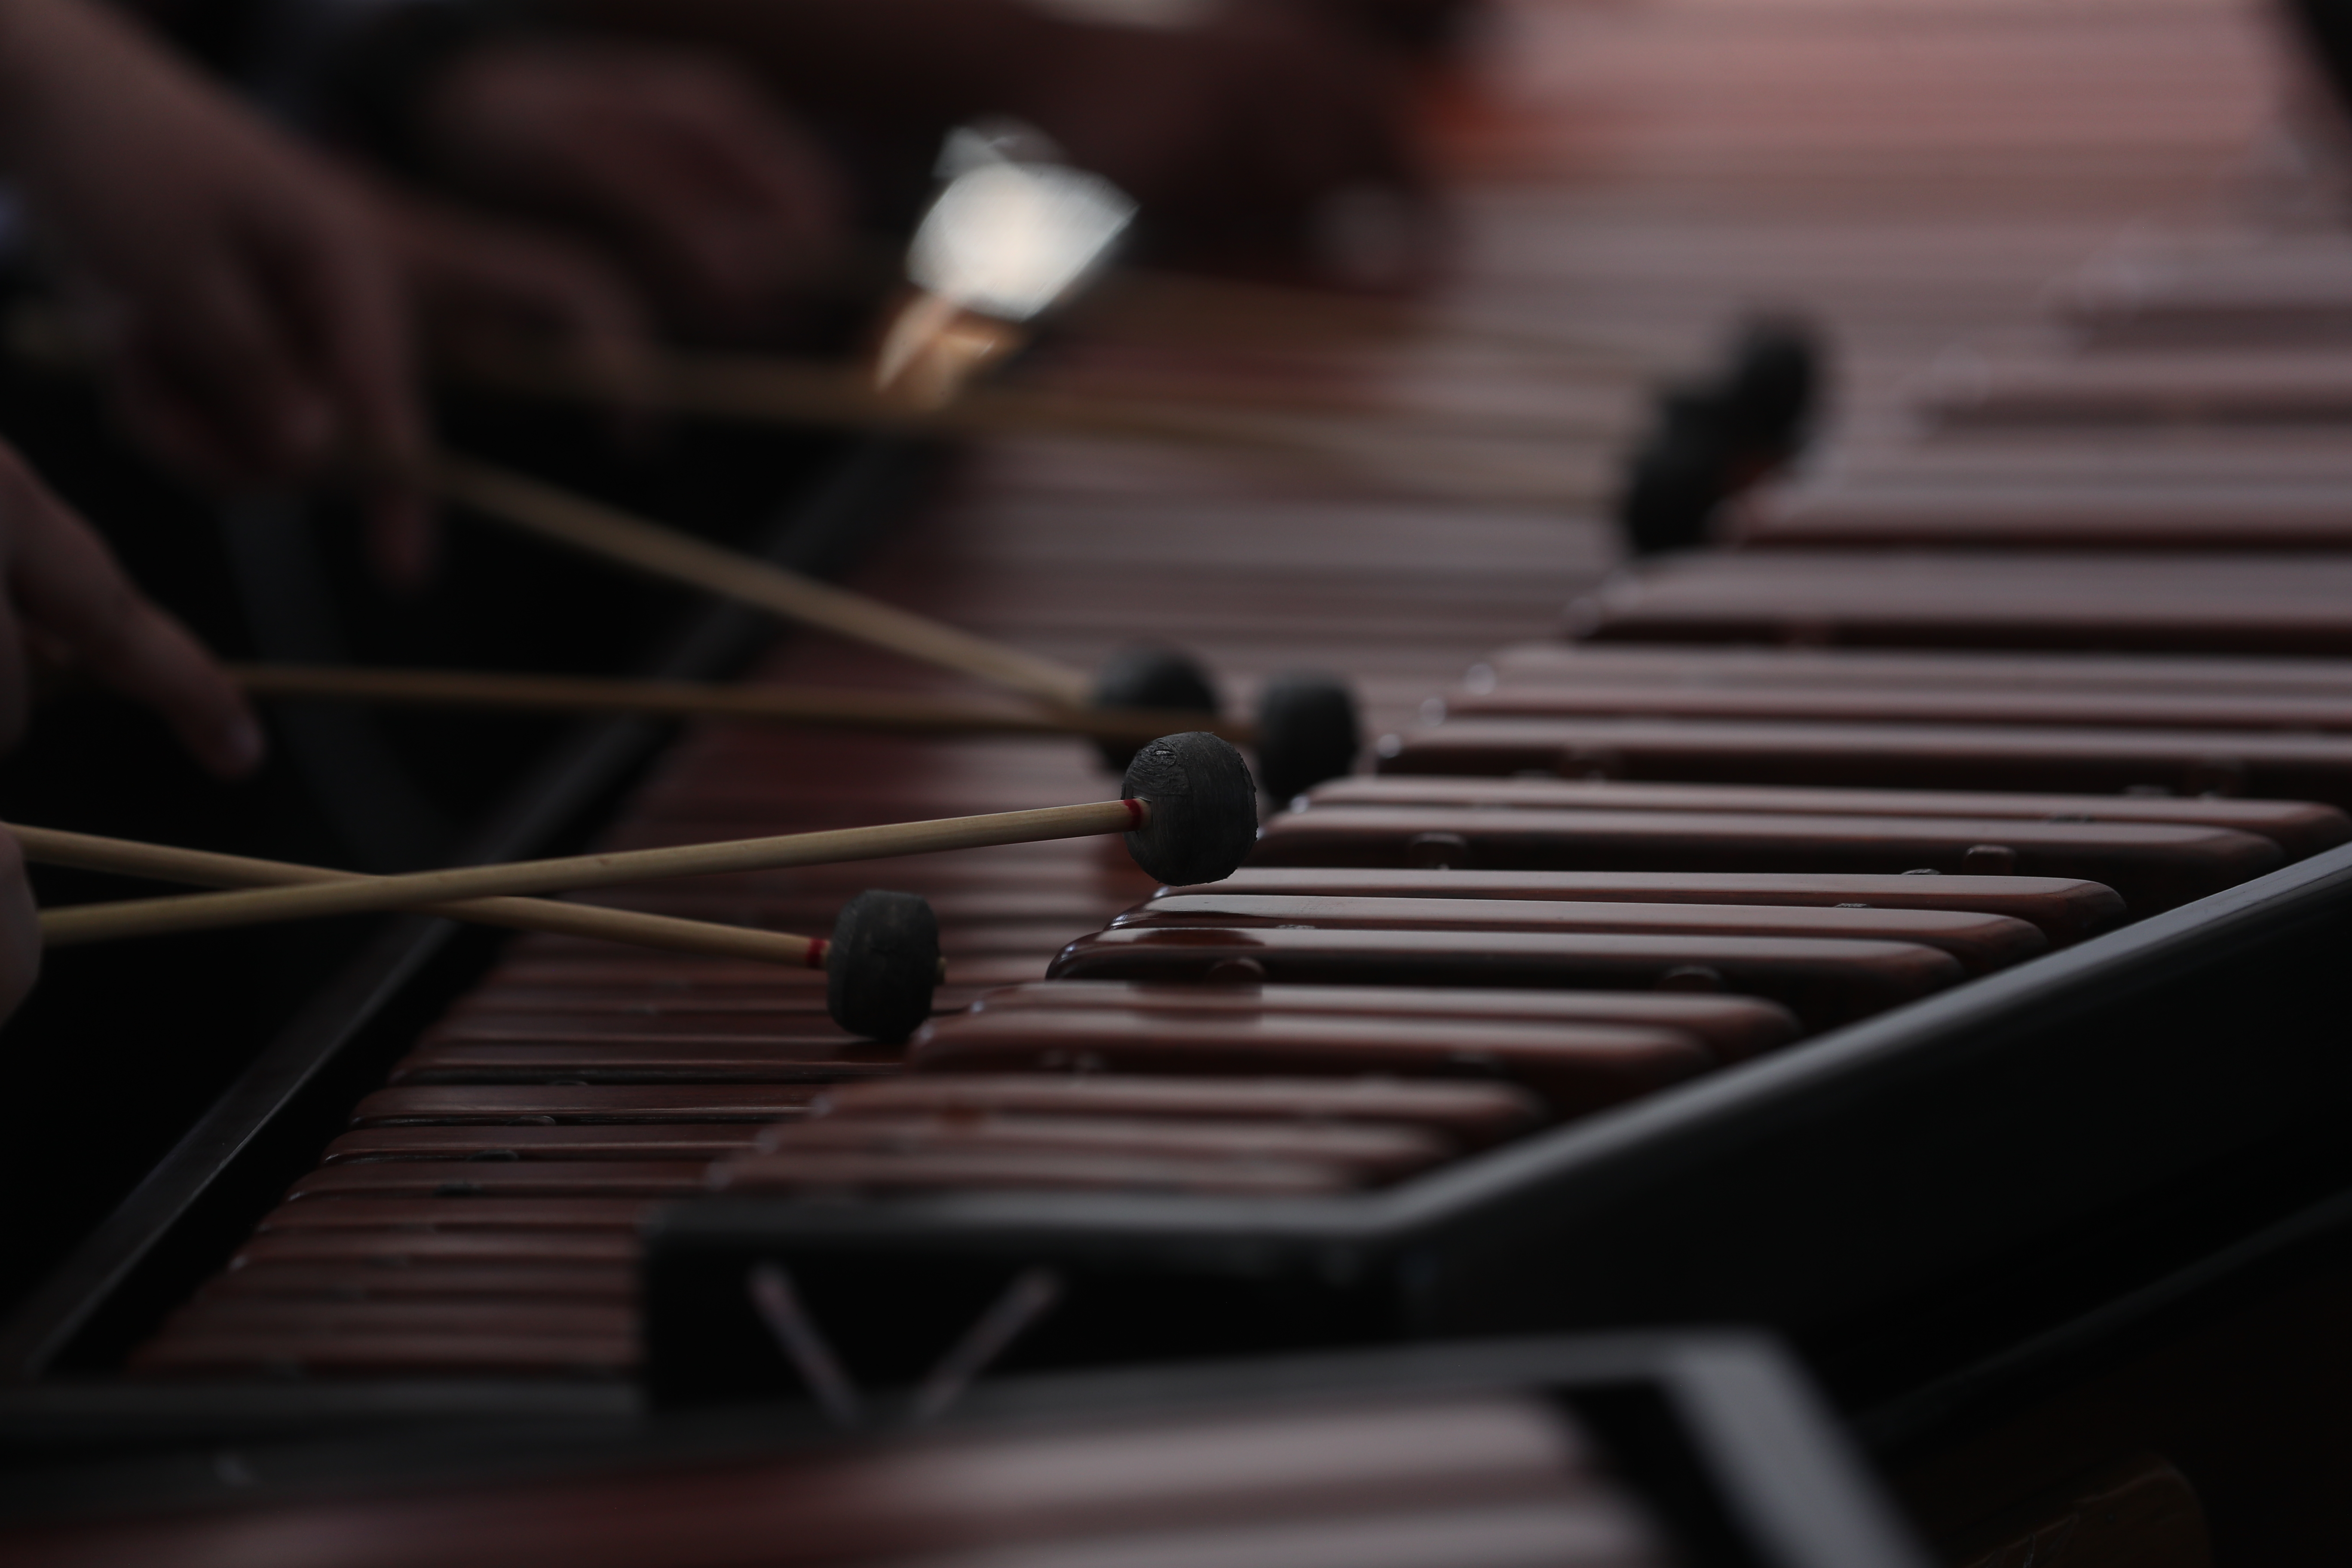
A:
0,0,159,168
0,0,240,209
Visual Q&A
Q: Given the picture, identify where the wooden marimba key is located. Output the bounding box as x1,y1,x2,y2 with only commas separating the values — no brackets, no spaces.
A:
1730,462,2352,551
2057,230,2352,349
1726,228,2352,551
1564,549,2352,658
1915,348,2352,430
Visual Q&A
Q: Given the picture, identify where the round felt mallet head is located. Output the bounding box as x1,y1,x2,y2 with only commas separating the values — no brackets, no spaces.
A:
1120,731,1259,885
1253,670,1360,805
1721,314,1823,462
1617,384,1735,557
825,889,941,1043
1089,645,1221,770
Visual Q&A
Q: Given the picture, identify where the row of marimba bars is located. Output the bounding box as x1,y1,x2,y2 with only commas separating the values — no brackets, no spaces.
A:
1736,229,2352,551
126,712,2352,1377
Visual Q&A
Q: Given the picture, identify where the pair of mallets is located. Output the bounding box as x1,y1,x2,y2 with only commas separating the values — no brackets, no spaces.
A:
248,457,1363,804
31,733,1259,1042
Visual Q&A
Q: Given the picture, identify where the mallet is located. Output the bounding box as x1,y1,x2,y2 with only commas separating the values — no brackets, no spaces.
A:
228,659,1356,805
431,458,1360,799
36,733,1256,1023
14,825,943,1041
444,339,1621,509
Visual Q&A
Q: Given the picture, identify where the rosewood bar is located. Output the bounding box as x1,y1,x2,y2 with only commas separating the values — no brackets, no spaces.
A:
1250,804,2278,913
1443,678,2352,737
1482,642,2352,696
1727,476,2352,551
965,980,1802,1060
913,1005,1723,1111
808,1073,1547,1147
1163,869,2125,944
1299,776,2348,859
1044,927,1965,1029
1569,551,2352,655
1375,717,2352,816
1114,893,2048,974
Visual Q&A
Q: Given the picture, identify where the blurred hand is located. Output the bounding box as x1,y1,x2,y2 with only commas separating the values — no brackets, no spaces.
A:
1026,9,1435,282
413,39,848,336
0,0,429,580
534,0,1432,284
0,827,37,1024
0,440,263,780
361,176,658,403
1278,0,1479,52
0,443,260,1031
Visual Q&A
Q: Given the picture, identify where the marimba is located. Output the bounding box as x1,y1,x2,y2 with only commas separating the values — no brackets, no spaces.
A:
5,0,2351,1560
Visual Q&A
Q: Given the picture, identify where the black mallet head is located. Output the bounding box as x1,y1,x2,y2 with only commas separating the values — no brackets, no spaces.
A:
1721,315,1823,464
1617,385,1735,557
1254,671,1361,804
825,889,940,1043
1121,732,1260,885
1090,645,1221,771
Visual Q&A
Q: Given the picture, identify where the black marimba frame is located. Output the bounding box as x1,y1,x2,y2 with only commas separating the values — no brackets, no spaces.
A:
645,834,2352,1450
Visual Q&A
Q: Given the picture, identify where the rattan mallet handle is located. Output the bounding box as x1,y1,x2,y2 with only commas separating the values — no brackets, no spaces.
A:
15,824,826,966
432,456,1094,710
34,800,1145,947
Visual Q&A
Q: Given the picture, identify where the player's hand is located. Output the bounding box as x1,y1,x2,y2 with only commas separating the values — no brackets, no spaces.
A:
1026,8,1436,283
414,39,847,335
0,439,262,778
0,0,429,579
363,177,658,404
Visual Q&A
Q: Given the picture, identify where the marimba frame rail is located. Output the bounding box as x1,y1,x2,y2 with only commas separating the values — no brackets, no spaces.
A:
644,839,2352,1439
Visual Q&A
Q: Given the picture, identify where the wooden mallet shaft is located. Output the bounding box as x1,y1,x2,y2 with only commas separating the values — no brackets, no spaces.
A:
15,824,835,968
450,341,1627,502
35,799,1147,946
430,456,1096,710
227,662,1254,746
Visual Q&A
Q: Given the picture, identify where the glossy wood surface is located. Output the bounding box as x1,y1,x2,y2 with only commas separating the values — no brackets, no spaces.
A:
1572,553,2352,655
914,1006,1719,1108
1382,720,2352,818
1046,926,1964,1027
1733,476,2352,551
1484,643,2352,696
1253,806,2278,913
1297,778,2349,858
1448,678,2352,737
1116,894,2048,973
1168,870,2125,944
965,980,1803,1059
805,1073,1547,1145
